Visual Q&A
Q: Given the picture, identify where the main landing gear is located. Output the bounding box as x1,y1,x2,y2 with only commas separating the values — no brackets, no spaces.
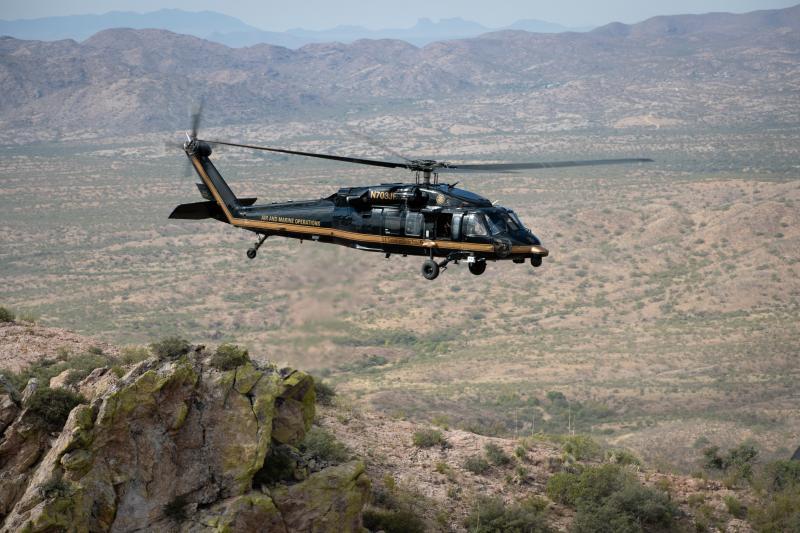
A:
468,260,486,276
246,234,268,259
421,252,475,280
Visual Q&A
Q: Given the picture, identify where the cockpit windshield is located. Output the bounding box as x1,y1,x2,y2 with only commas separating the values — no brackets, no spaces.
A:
484,210,521,235
507,210,525,231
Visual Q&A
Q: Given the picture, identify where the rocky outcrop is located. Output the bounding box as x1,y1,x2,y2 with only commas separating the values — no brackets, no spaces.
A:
0,350,370,532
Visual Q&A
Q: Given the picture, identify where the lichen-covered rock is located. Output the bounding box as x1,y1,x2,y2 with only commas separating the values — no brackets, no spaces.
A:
76,367,119,400
272,370,316,446
0,352,366,533
0,411,50,519
271,461,370,533
187,493,287,533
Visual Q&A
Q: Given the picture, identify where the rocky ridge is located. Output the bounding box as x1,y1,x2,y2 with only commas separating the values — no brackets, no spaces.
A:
0,344,369,532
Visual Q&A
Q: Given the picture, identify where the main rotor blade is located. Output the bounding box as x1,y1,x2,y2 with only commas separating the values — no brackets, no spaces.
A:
439,158,653,173
202,139,410,170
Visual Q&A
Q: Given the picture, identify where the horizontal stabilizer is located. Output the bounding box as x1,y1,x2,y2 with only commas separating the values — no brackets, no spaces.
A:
169,198,258,222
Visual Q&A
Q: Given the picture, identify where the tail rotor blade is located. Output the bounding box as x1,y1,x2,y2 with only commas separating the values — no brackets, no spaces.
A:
190,99,204,140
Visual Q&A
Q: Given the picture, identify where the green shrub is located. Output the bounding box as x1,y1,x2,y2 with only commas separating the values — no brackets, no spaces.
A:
605,449,641,466
300,426,349,463
210,344,249,370
724,495,745,518
563,435,601,461
748,488,800,532
253,445,296,486
362,508,426,533
163,494,189,521
0,306,14,322
313,377,336,405
464,455,490,475
3,350,115,391
119,346,151,365
17,311,38,323
547,464,677,532
546,471,580,505
26,387,86,431
412,428,446,448
702,443,758,483
485,442,511,466
464,496,552,533
764,460,800,492
150,336,191,360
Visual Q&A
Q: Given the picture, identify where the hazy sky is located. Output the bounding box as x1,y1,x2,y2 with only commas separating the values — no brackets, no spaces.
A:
1,0,797,29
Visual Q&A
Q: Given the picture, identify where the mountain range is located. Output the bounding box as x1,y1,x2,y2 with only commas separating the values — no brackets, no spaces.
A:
0,5,797,139
0,9,587,48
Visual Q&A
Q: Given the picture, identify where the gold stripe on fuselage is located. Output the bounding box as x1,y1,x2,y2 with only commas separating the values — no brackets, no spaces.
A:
192,156,522,255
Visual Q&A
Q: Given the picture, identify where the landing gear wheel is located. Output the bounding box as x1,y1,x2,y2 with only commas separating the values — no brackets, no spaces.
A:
421,259,440,280
468,261,486,276
246,248,257,259
530,255,542,267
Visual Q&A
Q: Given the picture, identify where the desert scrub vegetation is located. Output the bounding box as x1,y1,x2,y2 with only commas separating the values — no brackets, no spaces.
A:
300,426,349,464
546,463,677,532
702,442,758,486
485,442,512,466
312,377,336,405
149,336,191,360
362,508,426,533
209,343,249,370
523,434,602,462
27,387,86,431
2,351,116,391
412,428,447,448
747,459,800,532
464,455,490,475
464,496,552,533
0,306,14,322
119,346,151,365
365,475,428,533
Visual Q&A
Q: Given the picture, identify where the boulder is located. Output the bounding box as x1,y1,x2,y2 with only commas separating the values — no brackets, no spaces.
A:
271,461,371,533
48,369,75,391
77,367,120,401
19,378,37,405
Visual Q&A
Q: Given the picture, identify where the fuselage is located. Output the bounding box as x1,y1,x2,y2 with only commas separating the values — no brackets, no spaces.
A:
180,143,549,263
238,183,546,260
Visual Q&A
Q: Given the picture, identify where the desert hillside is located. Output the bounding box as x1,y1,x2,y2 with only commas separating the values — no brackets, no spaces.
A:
1,319,797,531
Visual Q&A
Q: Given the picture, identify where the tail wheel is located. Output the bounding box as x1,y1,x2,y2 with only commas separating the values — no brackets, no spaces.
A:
421,259,440,280
468,261,486,276
246,248,257,259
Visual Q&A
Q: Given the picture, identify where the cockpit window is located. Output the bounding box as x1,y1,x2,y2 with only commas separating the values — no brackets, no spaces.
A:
463,213,489,237
506,211,522,231
485,211,510,235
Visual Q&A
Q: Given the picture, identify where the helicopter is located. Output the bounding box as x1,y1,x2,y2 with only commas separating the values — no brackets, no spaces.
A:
169,115,651,280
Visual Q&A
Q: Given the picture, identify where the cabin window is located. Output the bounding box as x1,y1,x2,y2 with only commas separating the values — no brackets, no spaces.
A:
463,213,488,237
405,212,423,236
451,213,463,240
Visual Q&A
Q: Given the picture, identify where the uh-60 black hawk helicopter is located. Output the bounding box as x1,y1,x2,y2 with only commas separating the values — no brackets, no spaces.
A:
169,117,651,280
